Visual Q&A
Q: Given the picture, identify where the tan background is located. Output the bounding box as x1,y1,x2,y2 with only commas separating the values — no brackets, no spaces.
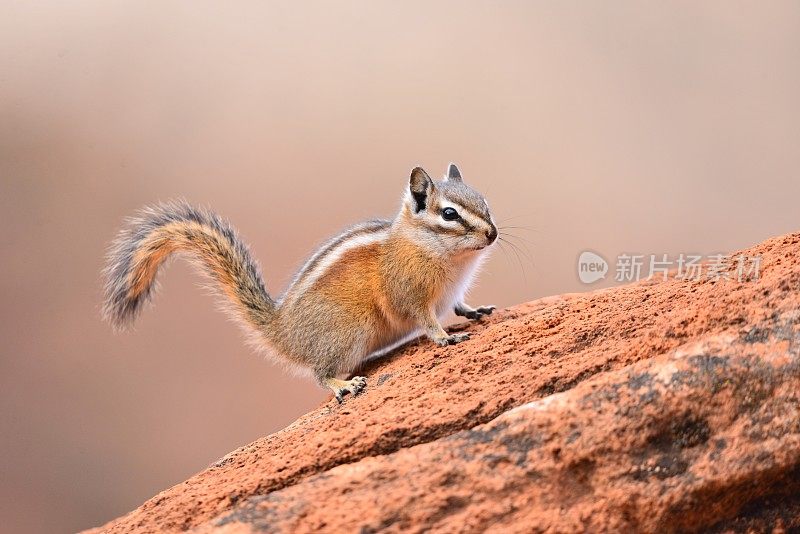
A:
1,2,798,532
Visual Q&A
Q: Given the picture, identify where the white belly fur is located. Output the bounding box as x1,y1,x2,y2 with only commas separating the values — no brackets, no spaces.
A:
436,250,488,319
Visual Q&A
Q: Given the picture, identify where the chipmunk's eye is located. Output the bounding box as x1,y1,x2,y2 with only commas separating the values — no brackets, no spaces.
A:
441,207,460,221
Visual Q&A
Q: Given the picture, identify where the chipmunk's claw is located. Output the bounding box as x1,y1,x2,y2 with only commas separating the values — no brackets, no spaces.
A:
350,376,367,394
434,332,471,346
465,305,496,320
448,332,470,344
458,304,496,320
331,376,367,403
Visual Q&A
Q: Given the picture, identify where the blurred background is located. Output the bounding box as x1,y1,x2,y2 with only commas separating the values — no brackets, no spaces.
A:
1,1,798,532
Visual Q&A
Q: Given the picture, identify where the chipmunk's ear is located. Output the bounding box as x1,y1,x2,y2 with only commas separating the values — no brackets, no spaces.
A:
409,167,433,213
445,162,463,183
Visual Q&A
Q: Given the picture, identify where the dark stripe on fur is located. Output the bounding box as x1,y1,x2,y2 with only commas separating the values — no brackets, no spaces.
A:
423,222,466,236
289,220,391,291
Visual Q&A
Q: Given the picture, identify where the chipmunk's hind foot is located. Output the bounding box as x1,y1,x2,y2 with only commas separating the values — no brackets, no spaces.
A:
325,376,367,403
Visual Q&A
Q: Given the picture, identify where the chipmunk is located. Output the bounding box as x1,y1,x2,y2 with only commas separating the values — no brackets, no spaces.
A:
103,164,497,402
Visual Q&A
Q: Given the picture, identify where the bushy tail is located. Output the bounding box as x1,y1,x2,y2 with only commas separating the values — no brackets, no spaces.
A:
102,201,276,333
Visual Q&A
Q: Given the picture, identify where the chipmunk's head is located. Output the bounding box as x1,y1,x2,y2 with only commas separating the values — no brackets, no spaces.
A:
402,164,497,256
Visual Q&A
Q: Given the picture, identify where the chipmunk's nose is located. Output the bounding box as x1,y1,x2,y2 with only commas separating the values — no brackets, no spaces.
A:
485,224,498,244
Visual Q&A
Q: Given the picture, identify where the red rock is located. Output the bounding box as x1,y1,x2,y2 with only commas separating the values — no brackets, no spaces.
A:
87,233,800,533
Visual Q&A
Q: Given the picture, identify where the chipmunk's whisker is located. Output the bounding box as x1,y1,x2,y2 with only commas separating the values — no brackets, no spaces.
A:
498,225,536,232
499,232,535,267
497,214,532,224
498,236,530,285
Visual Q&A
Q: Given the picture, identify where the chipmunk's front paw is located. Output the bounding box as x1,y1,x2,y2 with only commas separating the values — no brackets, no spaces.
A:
464,305,496,320
434,332,470,347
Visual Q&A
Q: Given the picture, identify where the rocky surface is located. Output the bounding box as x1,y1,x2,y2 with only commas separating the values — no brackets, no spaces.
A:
88,233,800,533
